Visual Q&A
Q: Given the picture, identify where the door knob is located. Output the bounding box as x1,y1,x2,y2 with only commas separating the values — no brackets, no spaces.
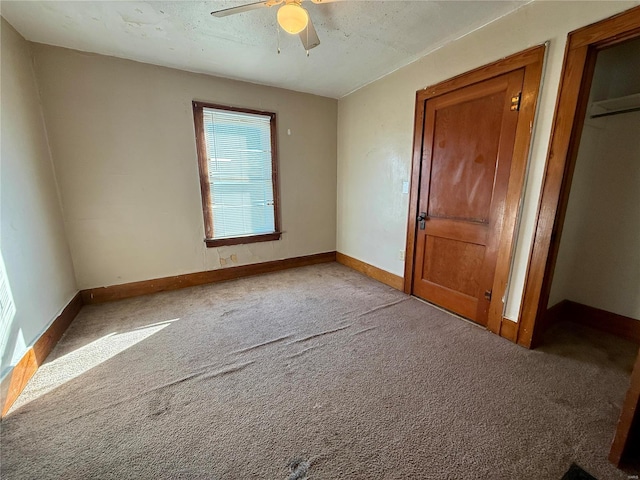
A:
417,212,427,230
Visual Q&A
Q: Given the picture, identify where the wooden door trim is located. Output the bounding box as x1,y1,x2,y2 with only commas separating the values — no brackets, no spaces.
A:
517,6,640,349
479,68,526,329
415,46,545,103
404,45,546,337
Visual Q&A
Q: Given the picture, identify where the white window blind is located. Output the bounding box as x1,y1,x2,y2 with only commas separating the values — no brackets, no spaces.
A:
202,108,276,239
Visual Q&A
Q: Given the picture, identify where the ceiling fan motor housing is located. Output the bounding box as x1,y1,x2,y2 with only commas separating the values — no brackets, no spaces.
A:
277,2,309,35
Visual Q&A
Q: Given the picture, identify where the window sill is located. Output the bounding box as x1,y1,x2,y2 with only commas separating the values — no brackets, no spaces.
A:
204,232,282,248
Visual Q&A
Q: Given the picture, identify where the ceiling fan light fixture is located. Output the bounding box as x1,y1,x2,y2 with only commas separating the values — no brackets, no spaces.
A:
277,3,309,35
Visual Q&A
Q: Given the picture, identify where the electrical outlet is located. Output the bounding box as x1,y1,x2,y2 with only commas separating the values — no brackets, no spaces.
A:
402,181,409,194
399,250,405,261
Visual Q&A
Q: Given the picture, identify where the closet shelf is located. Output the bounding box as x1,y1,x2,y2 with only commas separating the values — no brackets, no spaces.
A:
590,92,640,119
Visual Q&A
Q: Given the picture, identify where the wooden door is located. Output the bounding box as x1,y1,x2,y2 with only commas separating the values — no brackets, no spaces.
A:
412,69,524,326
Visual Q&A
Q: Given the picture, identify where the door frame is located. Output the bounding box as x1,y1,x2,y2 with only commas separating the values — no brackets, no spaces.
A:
404,45,546,340
517,6,640,349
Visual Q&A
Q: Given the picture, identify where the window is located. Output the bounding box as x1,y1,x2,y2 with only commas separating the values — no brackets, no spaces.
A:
192,102,281,247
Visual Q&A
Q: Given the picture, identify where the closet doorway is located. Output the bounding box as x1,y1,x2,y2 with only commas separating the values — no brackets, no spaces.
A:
546,37,640,338
518,6,640,348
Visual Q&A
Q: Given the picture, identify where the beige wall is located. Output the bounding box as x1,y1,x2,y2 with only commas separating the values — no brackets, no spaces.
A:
549,39,640,319
31,44,338,289
0,19,77,380
336,1,639,321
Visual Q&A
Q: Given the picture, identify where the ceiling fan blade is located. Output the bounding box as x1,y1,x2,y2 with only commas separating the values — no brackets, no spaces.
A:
211,1,270,18
299,17,320,50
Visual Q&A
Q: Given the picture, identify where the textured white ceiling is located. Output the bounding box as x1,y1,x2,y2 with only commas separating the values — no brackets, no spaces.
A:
1,1,528,98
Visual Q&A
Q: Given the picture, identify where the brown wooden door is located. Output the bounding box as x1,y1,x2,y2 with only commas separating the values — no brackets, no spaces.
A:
412,69,524,326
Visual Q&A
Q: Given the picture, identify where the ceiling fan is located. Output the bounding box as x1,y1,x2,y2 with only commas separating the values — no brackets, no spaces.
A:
211,0,338,52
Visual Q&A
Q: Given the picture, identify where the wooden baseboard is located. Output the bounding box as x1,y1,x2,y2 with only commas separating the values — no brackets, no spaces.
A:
1,292,83,416
546,300,640,344
539,299,570,337
546,300,570,326
500,317,519,342
336,252,404,291
81,252,337,304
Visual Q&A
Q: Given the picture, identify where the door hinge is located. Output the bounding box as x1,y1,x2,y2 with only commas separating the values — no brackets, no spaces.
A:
484,290,492,301
510,92,522,111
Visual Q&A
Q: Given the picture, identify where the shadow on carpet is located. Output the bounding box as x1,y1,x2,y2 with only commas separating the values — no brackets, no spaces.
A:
562,463,598,480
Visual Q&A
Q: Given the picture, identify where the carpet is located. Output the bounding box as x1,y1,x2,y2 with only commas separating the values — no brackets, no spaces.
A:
1,263,636,479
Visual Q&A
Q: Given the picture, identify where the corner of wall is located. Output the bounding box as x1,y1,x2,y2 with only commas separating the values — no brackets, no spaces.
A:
0,18,79,389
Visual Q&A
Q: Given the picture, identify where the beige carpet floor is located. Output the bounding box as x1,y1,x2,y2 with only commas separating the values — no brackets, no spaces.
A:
1,263,637,479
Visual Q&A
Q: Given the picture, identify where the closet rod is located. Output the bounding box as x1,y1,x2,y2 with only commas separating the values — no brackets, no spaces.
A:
590,106,640,119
